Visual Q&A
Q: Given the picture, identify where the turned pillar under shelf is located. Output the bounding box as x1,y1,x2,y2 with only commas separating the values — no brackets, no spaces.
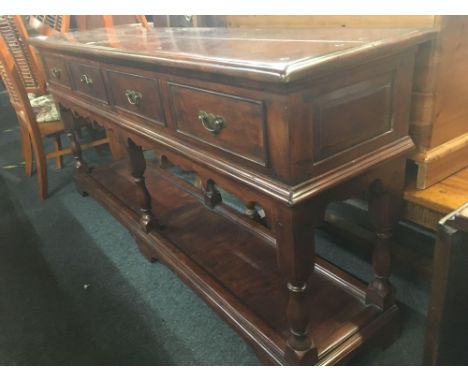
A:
274,202,325,364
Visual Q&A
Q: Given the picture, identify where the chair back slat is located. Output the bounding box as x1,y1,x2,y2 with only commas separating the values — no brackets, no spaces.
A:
0,59,20,105
0,33,40,132
0,15,46,94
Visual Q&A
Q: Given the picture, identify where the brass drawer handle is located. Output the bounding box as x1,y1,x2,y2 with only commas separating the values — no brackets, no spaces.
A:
80,74,93,86
50,67,61,79
125,89,143,106
198,110,226,135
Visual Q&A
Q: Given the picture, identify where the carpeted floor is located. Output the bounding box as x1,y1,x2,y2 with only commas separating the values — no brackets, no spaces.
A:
0,92,431,365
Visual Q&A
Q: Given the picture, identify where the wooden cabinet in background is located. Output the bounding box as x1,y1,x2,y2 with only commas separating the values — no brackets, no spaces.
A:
410,16,468,189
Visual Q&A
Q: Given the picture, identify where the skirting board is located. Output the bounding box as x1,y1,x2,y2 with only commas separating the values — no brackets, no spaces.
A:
404,167,468,230
411,132,468,189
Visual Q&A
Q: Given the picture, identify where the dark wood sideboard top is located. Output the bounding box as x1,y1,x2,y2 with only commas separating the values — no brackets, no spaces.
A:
30,25,436,83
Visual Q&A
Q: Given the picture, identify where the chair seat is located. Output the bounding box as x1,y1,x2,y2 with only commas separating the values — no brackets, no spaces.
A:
28,93,61,123
38,120,64,137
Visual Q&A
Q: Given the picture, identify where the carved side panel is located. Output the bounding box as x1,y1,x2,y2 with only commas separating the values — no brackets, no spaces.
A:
313,73,394,162
289,51,416,183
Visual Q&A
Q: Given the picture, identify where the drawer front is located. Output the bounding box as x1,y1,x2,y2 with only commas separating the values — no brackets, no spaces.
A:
69,61,108,103
105,69,165,125
169,83,267,166
42,55,70,88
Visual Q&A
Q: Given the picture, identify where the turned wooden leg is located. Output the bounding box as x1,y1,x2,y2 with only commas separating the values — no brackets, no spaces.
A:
59,105,89,172
126,138,158,233
275,204,320,365
366,179,401,309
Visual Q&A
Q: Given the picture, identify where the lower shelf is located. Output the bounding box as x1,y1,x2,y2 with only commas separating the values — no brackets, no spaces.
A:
75,160,399,365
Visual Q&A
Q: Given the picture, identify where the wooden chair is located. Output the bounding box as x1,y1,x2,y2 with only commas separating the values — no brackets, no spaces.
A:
0,33,108,200
0,15,47,94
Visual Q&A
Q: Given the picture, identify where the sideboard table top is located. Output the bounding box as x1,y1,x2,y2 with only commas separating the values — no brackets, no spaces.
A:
30,25,436,83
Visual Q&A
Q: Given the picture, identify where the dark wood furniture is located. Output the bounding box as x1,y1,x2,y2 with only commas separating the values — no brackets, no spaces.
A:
424,202,468,365
30,26,435,365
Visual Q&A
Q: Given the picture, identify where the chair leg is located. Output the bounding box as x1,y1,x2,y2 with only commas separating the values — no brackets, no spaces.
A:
19,124,33,176
32,137,48,200
52,134,63,169
20,119,48,200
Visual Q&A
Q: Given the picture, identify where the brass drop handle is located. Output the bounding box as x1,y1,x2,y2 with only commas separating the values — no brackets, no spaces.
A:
80,74,93,86
198,110,226,135
50,67,61,79
125,89,143,106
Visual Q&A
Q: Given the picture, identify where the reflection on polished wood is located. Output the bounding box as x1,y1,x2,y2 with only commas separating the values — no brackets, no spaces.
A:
30,26,434,84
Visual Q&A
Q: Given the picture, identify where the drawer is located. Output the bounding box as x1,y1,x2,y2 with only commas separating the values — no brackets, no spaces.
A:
69,61,108,103
169,83,267,166
105,69,165,126
42,55,70,88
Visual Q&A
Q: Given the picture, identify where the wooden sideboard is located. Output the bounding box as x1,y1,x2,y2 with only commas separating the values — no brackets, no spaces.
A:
30,26,435,365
